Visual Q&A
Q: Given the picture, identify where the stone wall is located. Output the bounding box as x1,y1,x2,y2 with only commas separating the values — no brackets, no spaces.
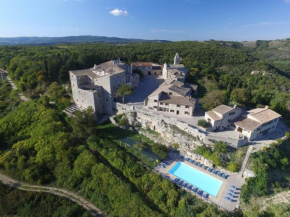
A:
116,103,248,153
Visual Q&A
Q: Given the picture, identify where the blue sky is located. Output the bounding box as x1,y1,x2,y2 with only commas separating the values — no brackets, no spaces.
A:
0,0,290,41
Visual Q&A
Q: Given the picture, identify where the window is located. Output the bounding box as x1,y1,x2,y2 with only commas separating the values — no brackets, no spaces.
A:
184,111,190,115
165,103,169,106
154,100,158,102
160,103,164,105
177,105,180,108
185,106,189,109
153,106,157,109
229,112,235,116
169,92,172,95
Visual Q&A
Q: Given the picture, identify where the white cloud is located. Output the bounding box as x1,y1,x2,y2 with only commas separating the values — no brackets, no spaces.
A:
241,22,283,28
109,9,129,16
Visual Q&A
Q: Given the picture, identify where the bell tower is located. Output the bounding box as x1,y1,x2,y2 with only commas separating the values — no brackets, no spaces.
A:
174,52,180,65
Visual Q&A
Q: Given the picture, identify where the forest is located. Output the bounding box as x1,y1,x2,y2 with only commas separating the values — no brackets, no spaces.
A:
0,41,290,216
0,97,231,217
0,41,289,123
0,181,90,217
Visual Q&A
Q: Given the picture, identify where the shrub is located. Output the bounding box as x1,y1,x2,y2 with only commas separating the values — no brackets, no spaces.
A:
172,143,179,149
115,113,124,123
214,141,226,154
118,117,128,126
227,162,239,172
198,119,210,128
236,150,244,159
151,144,168,159
277,138,283,145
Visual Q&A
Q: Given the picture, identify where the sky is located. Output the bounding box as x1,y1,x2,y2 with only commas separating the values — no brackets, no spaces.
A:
0,0,290,41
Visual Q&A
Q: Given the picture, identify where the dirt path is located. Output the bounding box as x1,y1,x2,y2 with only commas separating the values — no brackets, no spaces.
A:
0,173,107,217
261,190,290,210
6,76,29,101
239,145,253,177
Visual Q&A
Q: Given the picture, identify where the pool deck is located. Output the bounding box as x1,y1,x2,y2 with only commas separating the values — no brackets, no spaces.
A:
154,152,245,212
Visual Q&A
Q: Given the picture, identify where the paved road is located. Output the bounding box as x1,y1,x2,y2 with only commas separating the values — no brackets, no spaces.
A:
0,173,107,217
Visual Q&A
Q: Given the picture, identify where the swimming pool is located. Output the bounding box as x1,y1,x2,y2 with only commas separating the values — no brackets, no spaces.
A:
169,162,223,197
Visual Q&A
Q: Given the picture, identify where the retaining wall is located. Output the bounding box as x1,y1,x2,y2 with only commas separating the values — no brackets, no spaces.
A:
116,103,248,151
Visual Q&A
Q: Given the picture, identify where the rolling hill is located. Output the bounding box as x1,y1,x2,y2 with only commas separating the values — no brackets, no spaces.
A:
0,35,170,45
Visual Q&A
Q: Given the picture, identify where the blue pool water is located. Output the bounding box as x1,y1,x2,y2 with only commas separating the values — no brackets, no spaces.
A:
169,162,223,197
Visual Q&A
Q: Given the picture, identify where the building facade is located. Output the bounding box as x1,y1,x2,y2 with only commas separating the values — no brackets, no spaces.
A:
205,105,242,130
205,105,281,141
70,59,139,116
145,80,196,117
234,106,281,140
162,53,188,82
131,62,162,76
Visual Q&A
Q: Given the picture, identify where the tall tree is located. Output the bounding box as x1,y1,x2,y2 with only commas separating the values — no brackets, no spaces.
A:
116,84,133,104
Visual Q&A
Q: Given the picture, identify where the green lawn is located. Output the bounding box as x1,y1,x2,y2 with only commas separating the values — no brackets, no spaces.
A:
98,123,157,146
97,123,165,167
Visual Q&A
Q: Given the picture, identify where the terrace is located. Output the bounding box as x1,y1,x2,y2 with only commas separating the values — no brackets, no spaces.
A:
154,151,246,212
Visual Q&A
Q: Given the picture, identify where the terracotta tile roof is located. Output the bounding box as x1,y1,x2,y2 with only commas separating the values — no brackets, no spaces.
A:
234,116,261,131
149,84,172,96
169,86,191,96
70,60,127,79
159,93,196,107
184,83,198,91
213,105,234,115
249,108,281,124
132,62,153,67
206,110,223,121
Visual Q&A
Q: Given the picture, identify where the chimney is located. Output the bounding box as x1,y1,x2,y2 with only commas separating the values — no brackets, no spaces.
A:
93,64,98,70
265,106,269,109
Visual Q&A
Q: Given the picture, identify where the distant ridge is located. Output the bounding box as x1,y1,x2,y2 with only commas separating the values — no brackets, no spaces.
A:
0,35,170,45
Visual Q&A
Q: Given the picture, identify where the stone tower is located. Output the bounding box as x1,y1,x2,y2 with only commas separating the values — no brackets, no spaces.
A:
174,52,180,65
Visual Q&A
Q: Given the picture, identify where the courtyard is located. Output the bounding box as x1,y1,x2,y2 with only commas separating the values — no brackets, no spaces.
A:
125,76,165,103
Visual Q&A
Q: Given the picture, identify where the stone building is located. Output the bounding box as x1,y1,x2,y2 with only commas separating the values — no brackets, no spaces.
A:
234,106,281,140
144,80,197,117
205,105,242,130
131,62,162,76
162,53,188,82
205,104,282,141
69,59,139,116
